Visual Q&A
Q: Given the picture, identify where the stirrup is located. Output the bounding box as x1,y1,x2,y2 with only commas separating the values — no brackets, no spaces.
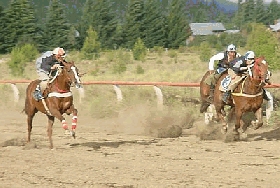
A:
33,90,43,101
222,91,231,103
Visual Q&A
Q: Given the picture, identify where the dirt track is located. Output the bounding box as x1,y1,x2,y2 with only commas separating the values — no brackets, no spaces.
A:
1,107,280,188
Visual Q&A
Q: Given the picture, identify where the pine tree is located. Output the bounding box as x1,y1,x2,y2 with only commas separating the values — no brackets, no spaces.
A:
267,0,280,25
123,0,145,49
0,0,38,53
91,0,118,49
166,0,190,48
79,0,95,49
232,0,244,29
143,0,166,48
0,5,5,53
81,26,101,60
43,0,70,51
242,0,256,23
255,0,267,24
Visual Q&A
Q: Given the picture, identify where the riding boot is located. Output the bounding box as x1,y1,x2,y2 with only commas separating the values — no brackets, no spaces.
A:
222,91,231,103
33,85,43,101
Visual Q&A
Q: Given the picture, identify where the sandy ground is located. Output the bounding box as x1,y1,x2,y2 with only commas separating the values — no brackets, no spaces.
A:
1,106,280,188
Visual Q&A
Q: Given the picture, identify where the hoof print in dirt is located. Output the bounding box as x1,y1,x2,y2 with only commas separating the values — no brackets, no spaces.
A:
0,138,26,147
152,125,183,138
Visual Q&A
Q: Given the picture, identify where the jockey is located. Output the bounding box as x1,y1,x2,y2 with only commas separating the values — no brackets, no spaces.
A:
204,44,241,100
222,51,255,102
33,47,66,101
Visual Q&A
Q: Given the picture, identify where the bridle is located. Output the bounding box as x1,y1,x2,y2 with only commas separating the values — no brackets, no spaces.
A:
51,61,82,93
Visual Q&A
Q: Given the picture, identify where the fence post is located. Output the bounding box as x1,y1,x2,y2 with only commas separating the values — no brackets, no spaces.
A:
10,83,19,103
77,87,85,103
113,85,123,102
153,86,163,110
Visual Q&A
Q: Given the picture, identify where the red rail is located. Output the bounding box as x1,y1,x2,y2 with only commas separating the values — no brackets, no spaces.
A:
0,80,280,88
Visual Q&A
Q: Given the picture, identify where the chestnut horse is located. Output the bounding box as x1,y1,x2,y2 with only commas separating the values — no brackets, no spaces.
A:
200,70,234,123
213,56,269,139
199,71,212,113
24,61,82,149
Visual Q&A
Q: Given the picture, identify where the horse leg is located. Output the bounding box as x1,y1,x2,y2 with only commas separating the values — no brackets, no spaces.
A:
233,110,243,141
215,106,228,134
253,108,263,130
47,115,55,149
66,105,78,139
27,114,35,143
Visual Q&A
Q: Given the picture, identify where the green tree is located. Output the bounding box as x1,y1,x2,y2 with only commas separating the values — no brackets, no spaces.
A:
242,0,256,23
255,0,267,24
132,37,146,61
123,0,145,48
232,0,244,29
246,23,280,70
0,5,5,53
43,0,70,50
91,0,118,49
267,0,280,25
166,0,190,48
143,0,166,48
67,25,78,50
79,0,95,49
0,0,38,53
81,26,101,60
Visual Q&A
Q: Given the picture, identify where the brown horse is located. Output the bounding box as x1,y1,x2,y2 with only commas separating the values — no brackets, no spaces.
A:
24,61,82,149
199,70,212,113
213,56,269,139
200,70,232,123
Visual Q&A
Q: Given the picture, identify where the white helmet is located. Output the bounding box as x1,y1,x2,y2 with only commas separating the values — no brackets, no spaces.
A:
245,51,255,60
52,47,66,58
227,44,236,52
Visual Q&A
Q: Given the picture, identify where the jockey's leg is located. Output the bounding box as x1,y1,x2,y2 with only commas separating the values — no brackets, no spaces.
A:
34,72,49,101
204,73,216,102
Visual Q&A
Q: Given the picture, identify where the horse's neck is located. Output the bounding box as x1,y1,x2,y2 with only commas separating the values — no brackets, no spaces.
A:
242,77,262,94
50,73,70,93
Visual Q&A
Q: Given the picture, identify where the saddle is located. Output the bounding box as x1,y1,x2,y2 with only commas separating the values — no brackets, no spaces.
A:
33,68,61,101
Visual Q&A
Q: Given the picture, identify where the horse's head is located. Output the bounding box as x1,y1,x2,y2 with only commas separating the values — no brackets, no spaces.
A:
252,56,269,85
60,61,82,89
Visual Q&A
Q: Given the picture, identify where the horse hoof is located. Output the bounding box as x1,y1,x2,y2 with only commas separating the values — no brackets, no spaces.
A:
240,132,248,140
71,130,76,139
233,134,240,141
64,129,71,135
221,127,227,134
254,123,263,130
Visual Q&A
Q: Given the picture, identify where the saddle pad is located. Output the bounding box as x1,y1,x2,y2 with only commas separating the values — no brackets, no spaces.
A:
48,92,72,98
219,75,231,92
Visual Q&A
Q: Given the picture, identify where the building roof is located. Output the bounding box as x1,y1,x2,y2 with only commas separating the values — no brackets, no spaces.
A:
270,23,280,31
190,23,226,36
225,30,240,34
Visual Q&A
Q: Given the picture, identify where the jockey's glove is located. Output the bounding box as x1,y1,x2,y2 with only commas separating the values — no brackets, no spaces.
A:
240,67,248,71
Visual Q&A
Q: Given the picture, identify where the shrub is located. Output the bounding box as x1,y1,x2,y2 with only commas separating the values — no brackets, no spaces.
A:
8,44,38,77
81,26,101,60
112,49,130,74
136,65,145,74
168,50,177,58
199,41,212,62
246,23,280,70
132,38,146,61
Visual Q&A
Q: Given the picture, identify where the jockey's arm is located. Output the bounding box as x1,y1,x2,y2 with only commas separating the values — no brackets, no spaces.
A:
208,53,225,71
236,52,242,57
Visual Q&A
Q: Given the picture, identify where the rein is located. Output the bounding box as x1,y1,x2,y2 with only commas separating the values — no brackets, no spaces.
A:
50,66,72,93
